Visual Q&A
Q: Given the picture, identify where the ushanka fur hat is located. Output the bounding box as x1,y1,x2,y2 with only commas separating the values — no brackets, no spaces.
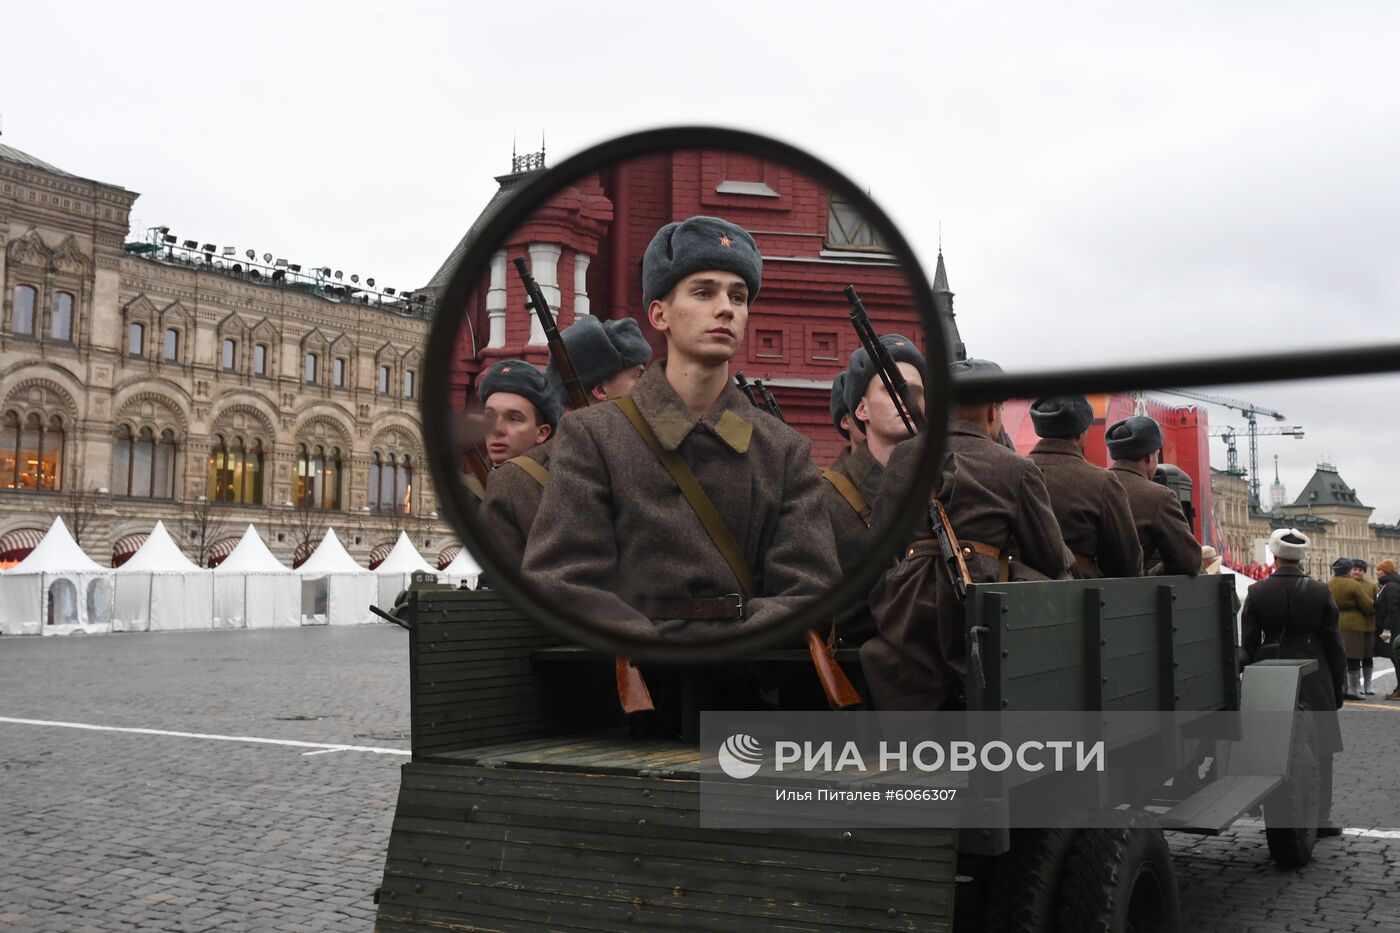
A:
1029,395,1095,439
544,315,652,401
642,216,761,309
844,334,928,420
830,371,851,439
479,359,562,431
1105,415,1165,461
1268,527,1310,561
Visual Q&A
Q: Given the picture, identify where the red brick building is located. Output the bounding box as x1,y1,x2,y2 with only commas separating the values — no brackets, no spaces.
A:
427,149,1213,540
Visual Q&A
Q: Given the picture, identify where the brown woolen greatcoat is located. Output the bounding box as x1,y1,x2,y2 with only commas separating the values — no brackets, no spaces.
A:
521,363,839,637
1029,438,1144,578
859,422,1072,710
821,442,885,643
1108,462,1202,576
1327,575,1376,660
1241,565,1345,753
477,440,551,571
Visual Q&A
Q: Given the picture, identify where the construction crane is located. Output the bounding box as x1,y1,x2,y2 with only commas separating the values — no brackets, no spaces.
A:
1208,424,1305,481
1156,388,1292,507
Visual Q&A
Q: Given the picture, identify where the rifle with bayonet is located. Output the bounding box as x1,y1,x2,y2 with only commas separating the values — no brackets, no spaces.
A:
732,374,861,709
844,285,970,600
513,256,654,715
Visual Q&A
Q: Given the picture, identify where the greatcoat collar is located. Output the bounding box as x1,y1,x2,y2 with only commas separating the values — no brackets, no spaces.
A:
627,362,754,454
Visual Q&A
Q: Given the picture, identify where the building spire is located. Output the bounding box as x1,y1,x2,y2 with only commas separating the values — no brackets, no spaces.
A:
931,246,964,360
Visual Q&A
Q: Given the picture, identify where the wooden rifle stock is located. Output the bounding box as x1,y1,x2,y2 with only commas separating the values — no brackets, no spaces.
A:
615,657,655,714
512,256,654,712
803,628,861,709
931,497,971,601
464,446,492,489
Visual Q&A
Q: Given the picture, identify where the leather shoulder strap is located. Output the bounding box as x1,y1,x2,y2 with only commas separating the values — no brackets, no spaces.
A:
820,468,872,526
507,455,550,487
614,396,753,596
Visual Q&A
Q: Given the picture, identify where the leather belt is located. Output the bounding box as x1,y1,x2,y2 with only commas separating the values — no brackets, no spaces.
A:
639,594,747,622
961,539,1002,560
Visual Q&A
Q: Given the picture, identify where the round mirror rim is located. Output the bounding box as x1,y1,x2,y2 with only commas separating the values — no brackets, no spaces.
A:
422,124,950,663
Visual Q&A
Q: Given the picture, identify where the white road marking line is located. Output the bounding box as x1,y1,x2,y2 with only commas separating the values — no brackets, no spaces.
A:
302,747,350,757
1225,818,1400,839
0,716,410,756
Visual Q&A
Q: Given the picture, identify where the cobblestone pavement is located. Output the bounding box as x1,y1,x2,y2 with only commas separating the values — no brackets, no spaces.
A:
1,628,1398,932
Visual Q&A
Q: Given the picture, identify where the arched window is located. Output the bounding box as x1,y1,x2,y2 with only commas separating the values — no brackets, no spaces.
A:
51,292,73,341
154,429,177,499
163,328,179,361
378,365,390,394
304,352,318,384
295,443,342,510
47,578,78,626
131,426,155,497
253,344,268,376
112,424,132,496
221,338,237,371
10,413,64,492
333,357,346,388
367,449,412,513
403,370,415,399
128,322,145,356
12,285,36,336
1,412,17,489
207,434,263,504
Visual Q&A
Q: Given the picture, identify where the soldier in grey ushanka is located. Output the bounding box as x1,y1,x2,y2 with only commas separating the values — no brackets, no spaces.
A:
475,359,561,568
861,358,1071,711
1105,415,1201,575
1027,395,1144,578
479,318,651,569
522,215,838,638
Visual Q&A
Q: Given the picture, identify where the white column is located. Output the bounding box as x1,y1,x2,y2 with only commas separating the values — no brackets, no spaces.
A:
526,243,562,345
486,250,507,349
573,253,591,319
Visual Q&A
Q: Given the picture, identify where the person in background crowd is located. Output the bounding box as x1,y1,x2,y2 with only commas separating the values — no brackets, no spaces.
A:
1241,528,1346,837
1376,558,1400,700
1329,557,1376,700
1352,559,1380,696
1202,545,1242,618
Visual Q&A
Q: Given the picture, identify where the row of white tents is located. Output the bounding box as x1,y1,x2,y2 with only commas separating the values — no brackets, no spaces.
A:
0,518,481,636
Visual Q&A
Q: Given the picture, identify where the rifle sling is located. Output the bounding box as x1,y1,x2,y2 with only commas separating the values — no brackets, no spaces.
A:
820,468,872,526
614,396,754,598
506,455,550,487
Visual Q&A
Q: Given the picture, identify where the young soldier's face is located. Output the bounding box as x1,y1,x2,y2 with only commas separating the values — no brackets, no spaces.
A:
591,364,646,402
648,271,749,365
1350,567,1366,581
856,361,924,442
483,392,550,464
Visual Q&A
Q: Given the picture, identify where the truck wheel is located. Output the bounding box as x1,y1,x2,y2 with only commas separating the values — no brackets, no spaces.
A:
1262,703,1320,868
984,824,1079,933
1057,810,1179,933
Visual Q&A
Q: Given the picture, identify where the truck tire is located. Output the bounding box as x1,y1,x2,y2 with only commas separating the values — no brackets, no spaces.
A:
1262,702,1320,868
1057,810,1179,933
984,824,1080,933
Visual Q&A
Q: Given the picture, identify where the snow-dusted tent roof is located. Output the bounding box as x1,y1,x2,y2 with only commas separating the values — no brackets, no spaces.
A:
117,521,201,572
215,525,289,573
8,517,104,573
296,528,364,574
374,532,436,575
443,546,482,577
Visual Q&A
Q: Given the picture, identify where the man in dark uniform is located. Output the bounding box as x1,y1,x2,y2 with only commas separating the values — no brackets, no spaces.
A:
1240,527,1346,835
1106,415,1201,575
819,336,925,643
479,317,650,569
826,371,865,471
860,358,1071,710
1027,395,1143,578
523,216,838,640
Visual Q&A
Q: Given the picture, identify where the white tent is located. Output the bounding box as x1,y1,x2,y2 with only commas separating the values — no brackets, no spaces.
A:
296,528,375,626
373,532,438,611
441,545,481,590
212,525,299,630
0,517,113,636
113,521,214,633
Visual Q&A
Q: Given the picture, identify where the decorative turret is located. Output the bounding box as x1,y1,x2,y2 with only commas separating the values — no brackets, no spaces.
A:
1268,454,1286,509
932,250,966,361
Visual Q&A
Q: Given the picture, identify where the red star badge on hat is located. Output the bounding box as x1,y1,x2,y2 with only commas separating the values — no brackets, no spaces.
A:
719,235,732,247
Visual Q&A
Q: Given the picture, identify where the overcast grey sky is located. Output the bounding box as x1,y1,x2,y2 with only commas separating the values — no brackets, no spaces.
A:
6,2,1400,525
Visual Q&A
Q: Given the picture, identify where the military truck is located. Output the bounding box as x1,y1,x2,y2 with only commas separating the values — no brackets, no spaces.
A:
372,574,1319,932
